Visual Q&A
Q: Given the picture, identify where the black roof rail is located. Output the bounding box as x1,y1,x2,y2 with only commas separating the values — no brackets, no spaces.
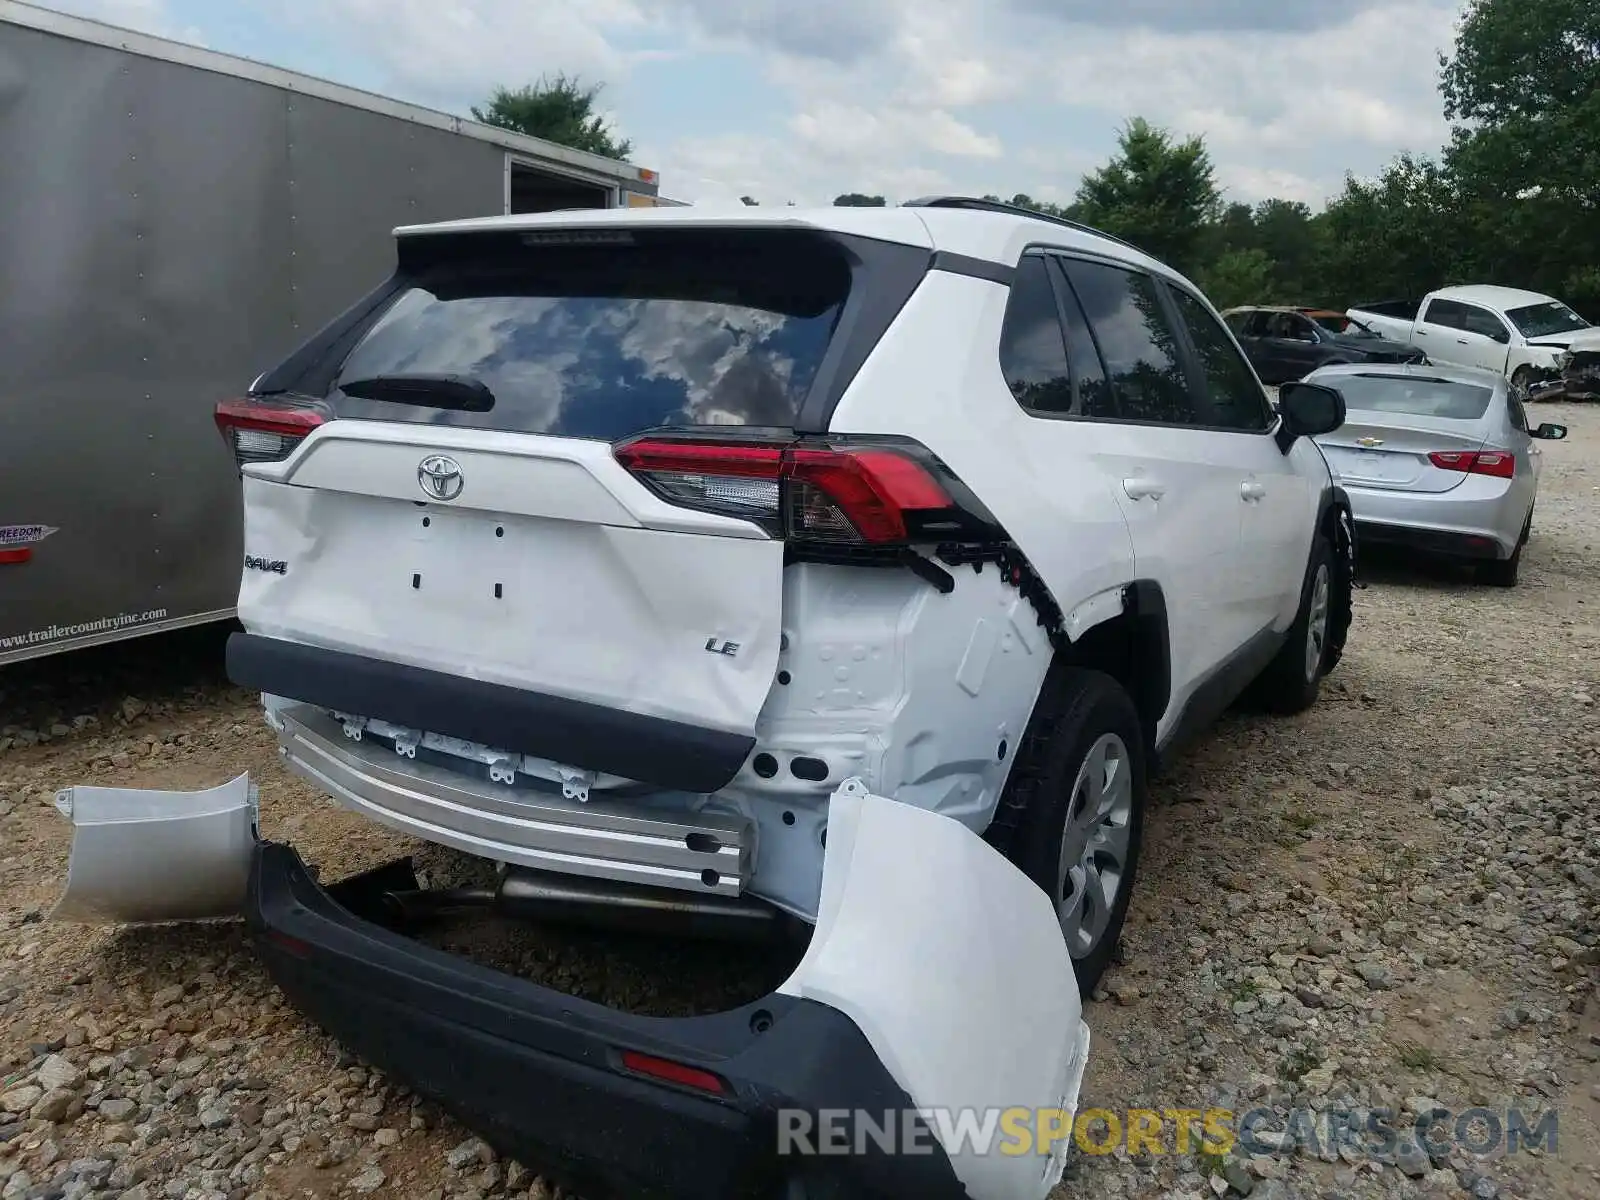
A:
900,195,1142,253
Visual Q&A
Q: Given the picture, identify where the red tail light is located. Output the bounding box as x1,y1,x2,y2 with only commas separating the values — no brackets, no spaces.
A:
215,397,329,468
614,435,984,545
619,1049,726,1095
1428,449,1515,479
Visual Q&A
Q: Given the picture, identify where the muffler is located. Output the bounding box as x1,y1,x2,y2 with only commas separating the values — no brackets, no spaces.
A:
382,865,799,945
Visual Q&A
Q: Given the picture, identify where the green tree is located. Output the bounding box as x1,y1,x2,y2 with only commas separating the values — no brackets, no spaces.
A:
1071,117,1221,276
833,193,887,206
1195,248,1276,311
1252,199,1318,301
471,76,632,161
1439,0,1600,308
1317,154,1461,309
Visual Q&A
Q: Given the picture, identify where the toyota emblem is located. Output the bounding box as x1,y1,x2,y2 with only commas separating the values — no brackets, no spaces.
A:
417,454,464,501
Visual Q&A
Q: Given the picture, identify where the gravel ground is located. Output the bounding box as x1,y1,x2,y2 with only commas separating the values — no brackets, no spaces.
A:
2,402,1597,1200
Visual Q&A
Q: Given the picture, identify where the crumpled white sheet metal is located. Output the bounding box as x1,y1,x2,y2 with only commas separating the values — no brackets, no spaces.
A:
49,772,259,924
778,778,1092,1200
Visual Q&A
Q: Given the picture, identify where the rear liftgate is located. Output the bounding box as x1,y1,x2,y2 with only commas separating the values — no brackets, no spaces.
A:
48,777,1090,1200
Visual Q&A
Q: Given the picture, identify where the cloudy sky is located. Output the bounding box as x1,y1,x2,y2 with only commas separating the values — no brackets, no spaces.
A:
41,0,1468,210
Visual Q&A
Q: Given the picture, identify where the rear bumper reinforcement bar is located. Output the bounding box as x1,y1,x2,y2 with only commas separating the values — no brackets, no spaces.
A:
272,703,754,896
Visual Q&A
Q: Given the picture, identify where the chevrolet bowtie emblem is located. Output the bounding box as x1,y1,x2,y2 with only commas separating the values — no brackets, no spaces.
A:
1356,437,1384,447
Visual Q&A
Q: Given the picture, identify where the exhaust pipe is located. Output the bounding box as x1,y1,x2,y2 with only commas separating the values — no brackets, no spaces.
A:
381,866,799,945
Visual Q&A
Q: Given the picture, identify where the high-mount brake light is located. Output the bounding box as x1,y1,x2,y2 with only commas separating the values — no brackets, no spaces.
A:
613,436,959,545
1428,449,1515,479
214,398,328,468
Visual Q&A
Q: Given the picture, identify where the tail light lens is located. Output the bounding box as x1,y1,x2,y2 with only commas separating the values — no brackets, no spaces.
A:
1428,449,1515,479
215,397,329,468
614,435,990,545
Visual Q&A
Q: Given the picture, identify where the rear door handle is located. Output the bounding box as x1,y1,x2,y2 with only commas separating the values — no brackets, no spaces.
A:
1457,338,1470,345
1240,481,1267,502
1122,478,1166,501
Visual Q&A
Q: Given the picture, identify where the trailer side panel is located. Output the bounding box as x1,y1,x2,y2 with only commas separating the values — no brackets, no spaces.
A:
0,24,507,664
285,93,507,325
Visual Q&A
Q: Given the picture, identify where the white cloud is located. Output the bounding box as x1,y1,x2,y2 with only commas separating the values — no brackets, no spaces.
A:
40,0,207,44
33,0,1471,213
266,0,652,109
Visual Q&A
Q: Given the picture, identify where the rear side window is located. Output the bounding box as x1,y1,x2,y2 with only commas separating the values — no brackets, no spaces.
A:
1422,298,1466,328
1062,259,1198,425
1167,288,1272,431
327,230,850,439
998,256,1074,415
1329,373,1494,420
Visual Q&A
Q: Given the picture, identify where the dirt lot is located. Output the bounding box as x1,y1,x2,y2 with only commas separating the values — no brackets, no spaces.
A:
2,403,1597,1200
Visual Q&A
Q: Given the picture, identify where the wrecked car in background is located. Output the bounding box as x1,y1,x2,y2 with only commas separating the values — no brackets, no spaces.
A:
1222,305,1427,384
52,195,1357,1199
1347,285,1600,400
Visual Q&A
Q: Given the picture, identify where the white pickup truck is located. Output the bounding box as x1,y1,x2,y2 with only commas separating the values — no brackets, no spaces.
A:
1347,285,1600,400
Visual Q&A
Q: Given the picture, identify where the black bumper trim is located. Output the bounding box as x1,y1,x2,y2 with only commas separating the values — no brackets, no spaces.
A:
1353,521,1505,561
225,633,755,794
246,843,968,1200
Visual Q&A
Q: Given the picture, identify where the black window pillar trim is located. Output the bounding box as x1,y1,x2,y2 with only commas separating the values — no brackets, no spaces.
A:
793,237,1016,434
252,272,409,397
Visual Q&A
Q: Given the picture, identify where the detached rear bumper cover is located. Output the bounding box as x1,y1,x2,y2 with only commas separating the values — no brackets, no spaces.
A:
247,779,1090,1200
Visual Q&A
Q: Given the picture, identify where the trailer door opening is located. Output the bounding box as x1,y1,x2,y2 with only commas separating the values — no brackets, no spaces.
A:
510,161,613,212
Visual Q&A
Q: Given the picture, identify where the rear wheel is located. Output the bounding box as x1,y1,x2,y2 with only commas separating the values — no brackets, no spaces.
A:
985,667,1147,995
1250,534,1334,714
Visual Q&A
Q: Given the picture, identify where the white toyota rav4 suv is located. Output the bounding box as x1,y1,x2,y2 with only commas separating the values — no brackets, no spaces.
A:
213,196,1355,1200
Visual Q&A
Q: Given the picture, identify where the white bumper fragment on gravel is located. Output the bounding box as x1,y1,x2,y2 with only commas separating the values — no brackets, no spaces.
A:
779,778,1092,1200
46,771,1092,1198
49,772,259,924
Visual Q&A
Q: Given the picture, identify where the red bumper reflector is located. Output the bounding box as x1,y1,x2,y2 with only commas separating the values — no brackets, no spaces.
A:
262,930,313,958
0,547,32,565
619,1049,727,1094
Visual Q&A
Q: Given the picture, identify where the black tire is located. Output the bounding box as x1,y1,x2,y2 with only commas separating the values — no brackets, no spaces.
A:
984,667,1148,995
1250,534,1335,715
1476,515,1528,587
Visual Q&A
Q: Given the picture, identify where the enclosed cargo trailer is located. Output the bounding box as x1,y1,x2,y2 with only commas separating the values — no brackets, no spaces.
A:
0,0,666,664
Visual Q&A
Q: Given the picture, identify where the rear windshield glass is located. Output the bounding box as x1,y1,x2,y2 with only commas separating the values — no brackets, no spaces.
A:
327,230,851,439
1331,373,1494,420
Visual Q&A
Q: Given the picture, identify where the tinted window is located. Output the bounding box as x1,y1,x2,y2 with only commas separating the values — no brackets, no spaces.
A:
1242,312,1272,337
328,232,849,439
1054,271,1116,419
1168,288,1272,431
1063,259,1198,425
1223,310,1252,335
1459,304,1509,342
998,256,1074,415
1327,373,1494,420
1507,393,1528,432
1422,298,1466,328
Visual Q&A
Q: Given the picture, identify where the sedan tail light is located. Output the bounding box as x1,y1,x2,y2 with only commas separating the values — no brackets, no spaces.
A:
1428,449,1515,479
